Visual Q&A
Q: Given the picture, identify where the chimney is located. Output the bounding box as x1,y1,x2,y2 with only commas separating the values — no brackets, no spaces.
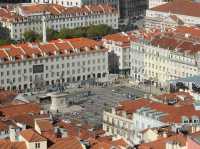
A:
42,15,47,43
76,124,82,138
111,107,116,114
9,126,16,141
61,129,68,138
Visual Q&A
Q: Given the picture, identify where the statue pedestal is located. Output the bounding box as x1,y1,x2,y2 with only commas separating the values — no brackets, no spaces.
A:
47,92,68,112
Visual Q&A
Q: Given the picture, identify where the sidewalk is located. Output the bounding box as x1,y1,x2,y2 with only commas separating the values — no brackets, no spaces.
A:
120,79,169,96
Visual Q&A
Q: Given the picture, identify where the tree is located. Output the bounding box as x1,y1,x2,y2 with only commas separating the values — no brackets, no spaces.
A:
23,30,42,42
0,24,10,40
87,24,113,39
58,28,74,39
72,27,87,38
0,23,12,45
47,28,59,41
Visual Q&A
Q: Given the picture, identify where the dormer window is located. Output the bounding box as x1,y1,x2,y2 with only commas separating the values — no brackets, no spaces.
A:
182,116,189,123
35,142,40,148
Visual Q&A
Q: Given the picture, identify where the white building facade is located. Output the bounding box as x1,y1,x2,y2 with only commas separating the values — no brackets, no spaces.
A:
148,0,167,9
31,0,120,9
130,28,200,86
0,4,118,40
102,33,132,75
103,97,200,145
0,38,109,91
32,0,82,7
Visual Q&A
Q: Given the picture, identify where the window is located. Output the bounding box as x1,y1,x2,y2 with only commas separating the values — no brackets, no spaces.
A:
35,143,40,148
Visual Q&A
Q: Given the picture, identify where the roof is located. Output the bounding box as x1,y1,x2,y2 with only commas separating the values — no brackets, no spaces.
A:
0,90,17,104
0,4,117,22
175,26,200,37
48,136,83,149
151,0,200,18
112,138,128,147
153,92,194,106
0,103,41,118
58,121,92,140
0,140,26,149
35,119,53,132
90,138,128,149
103,33,134,47
139,26,200,54
0,38,106,63
138,134,186,149
19,129,47,142
116,98,200,123
12,114,48,128
0,121,8,131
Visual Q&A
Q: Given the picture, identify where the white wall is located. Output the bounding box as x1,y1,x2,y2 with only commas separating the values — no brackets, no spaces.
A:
32,0,82,7
0,50,108,91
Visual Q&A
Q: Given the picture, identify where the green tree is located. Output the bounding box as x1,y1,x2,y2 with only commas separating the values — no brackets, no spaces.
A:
47,28,59,41
86,24,113,38
0,24,10,39
58,28,74,39
0,23,12,45
72,27,87,38
23,30,42,42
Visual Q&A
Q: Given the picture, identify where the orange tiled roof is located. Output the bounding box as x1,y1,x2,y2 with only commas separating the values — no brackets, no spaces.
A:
143,26,200,54
0,4,117,22
103,32,138,48
103,33,132,43
58,121,92,140
117,98,200,123
12,114,48,128
20,129,47,142
138,134,186,149
90,138,128,149
48,136,83,149
41,131,58,143
0,90,17,104
0,103,41,118
0,38,106,62
151,0,200,17
36,119,53,132
112,138,128,147
0,140,26,149
0,121,8,131
153,92,194,106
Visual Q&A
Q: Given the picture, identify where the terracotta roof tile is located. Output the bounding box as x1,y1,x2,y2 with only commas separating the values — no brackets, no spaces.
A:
0,140,26,149
0,121,8,131
0,90,17,104
12,114,48,128
151,0,200,17
117,98,200,123
36,119,53,132
0,38,106,62
20,129,47,142
138,134,186,149
48,136,83,149
0,4,117,22
0,103,41,118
